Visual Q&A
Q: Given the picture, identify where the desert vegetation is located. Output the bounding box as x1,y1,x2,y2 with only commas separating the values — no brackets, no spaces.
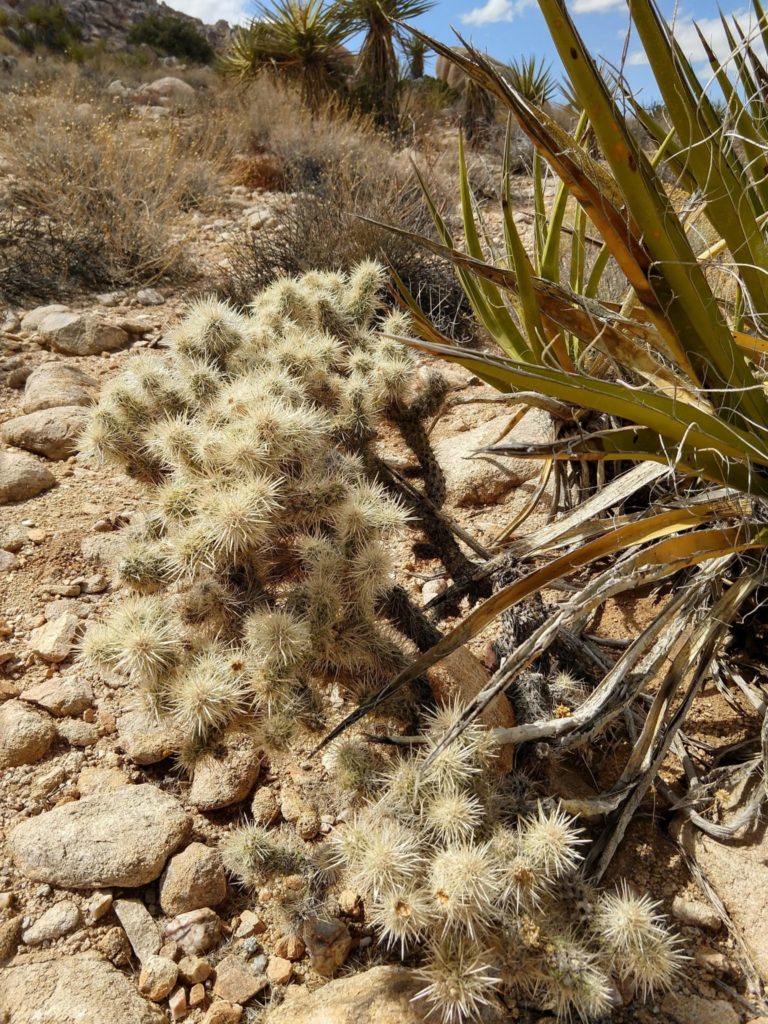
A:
3,1,768,1023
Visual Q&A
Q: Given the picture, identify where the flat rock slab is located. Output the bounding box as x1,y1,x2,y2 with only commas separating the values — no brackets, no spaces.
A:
2,407,89,461
0,452,56,504
434,409,549,507
36,311,130,356
0,956,167,1024
266,965,425,1024
22,363,97,413
10,783,191,888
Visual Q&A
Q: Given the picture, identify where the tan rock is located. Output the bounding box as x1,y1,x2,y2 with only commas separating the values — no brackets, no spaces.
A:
189,983,206,1008
1,406,89,461
22,362,97,413
660,992,739,1024
37,311,130,356
139,955,179,1001
280,790,320,840
671,895,721,932
29,612,81,663
204,1003,243,1024
97,925,132,966
117,707,179,765
213,954,269,1004
22,900,80,945
77,766,130,795
251,786,280,826
274,934,304,961
160,842,227,916
0,956,167,1024
114,898,162,962
0,916,22,964
434,409,548,507
57,717,99,747
266,956,292,986
303,918,351,978
234,910,265,939
169,986,187,1022
0,451,56,504
164,908,222,956
0,699,56,768
188,728,262,811
178,955,212,985
20,676,93,717
265,965,424,1024
85,892,113,923
20,304,70,332
10,783,191,888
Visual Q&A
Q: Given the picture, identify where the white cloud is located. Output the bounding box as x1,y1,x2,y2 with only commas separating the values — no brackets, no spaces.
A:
167,0,250,27
461,0,532,27
571,0,624,13
628,7,765,68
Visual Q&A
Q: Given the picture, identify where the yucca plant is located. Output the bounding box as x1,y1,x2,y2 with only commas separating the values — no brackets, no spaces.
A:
220,0,356,112
346,0,434,129
324,0,768,881
507,55,559,106
403,34,428,79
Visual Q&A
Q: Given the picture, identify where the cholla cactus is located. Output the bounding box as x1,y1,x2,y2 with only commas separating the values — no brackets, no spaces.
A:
327,705,684,1022
80,264,444,765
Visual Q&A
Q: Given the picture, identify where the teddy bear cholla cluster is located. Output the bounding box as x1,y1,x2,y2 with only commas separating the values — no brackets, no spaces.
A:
79,263,434,762
325,707,684,1023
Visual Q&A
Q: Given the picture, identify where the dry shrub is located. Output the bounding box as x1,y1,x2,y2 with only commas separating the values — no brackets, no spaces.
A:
0,88,219,301
220,79,473,337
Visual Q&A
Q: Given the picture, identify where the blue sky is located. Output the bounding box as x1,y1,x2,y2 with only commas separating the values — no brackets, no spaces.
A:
172,0,765,102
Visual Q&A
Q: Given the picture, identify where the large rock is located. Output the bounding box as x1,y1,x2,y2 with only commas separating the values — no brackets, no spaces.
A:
22,363,97,413
20,304,70,332
10,783,191,888
188,728,262,810
0,452,56,504
20,676,94,717
36,311,130,356
22,901,81,946
2,407,88,460
266,965,425,1024
0,956,167,1024
29,612,81,663
434,409,549,507
0,699,56,769
159,842,227,916
144,77,195,102
117,708,179,765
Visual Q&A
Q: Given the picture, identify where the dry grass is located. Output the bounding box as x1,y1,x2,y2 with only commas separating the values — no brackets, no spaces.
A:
217,78,474,336
0,82,222,302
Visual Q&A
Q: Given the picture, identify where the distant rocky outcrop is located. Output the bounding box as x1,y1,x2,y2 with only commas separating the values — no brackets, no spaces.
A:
0,0,232,52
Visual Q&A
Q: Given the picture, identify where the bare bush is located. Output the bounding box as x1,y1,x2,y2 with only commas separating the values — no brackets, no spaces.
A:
0,87,219,302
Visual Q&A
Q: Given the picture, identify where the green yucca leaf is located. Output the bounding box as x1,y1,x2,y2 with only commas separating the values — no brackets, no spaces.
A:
537,0,768,431
629,0,768,311
393,334,768,493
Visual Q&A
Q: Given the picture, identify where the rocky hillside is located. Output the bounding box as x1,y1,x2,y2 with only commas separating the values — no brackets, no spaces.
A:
0,0,232,50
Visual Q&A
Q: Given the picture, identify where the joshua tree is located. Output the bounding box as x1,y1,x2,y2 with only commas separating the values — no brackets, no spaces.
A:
403,35,428,79
347,0,434,129
221,0,356,112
